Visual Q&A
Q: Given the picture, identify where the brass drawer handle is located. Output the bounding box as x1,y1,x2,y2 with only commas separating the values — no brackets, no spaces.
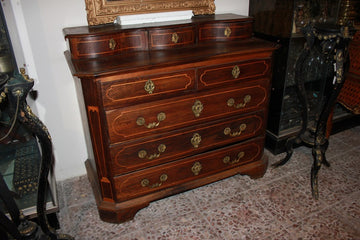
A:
138,144,166,160
172,32,179,43
232,65,240,78
192,100,203,117
224,123,247,137
191,133,202,148
224,27,232,37
109,38,116,50
141,174,168,188
144,79,155,94
227,95,251,109
191,162,202,176
223,152,245,165
136,112,166,128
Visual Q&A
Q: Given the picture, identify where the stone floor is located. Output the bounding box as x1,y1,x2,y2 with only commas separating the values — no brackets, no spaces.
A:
56,126,360,240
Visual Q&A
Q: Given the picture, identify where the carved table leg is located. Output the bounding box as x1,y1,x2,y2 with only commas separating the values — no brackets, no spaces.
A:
311,48,347,199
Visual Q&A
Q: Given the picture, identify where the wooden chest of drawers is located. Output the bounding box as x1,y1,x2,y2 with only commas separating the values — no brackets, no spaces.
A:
64,14,277,223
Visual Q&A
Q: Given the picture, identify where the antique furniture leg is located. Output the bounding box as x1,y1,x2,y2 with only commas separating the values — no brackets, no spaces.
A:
311,48,347,199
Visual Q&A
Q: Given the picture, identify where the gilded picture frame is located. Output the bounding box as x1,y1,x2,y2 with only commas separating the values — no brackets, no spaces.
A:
84,0,216,26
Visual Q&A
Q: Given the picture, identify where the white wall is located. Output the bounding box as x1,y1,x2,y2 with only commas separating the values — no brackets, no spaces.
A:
5,0,249,181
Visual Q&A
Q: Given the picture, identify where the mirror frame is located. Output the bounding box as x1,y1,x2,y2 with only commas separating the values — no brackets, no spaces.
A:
84,0,216,26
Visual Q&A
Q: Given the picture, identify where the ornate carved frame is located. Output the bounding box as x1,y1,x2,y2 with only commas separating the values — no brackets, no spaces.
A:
84,0,216,26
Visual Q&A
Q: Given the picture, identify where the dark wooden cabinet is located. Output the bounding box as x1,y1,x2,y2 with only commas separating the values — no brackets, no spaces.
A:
63,14,277,223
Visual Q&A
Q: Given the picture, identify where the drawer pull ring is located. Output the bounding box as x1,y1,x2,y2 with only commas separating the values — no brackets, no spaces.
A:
136,112,166,128
138,144,167,160
232,65,240,78
223,151,245,165
172,32,179,44
141,174,168,188
191,162,202,176
224,27,232,37
109,38,116,50
227,95,251,109
144,79,155,94
224,123,247,137
191,133,202,148
192,100,203,117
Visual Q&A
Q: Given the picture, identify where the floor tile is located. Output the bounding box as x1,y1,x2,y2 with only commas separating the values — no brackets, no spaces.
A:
286,207,360,240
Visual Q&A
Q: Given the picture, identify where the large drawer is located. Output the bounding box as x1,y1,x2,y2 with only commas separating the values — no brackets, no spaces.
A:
105,81,269,143
109,112,265,175
198,59,271,89
100,69,196,109
113,137,264,201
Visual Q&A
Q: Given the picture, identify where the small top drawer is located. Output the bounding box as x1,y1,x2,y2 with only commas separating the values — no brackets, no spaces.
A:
198,59,271,89
100,69,196,109
149,26,195,50
67,30,148,59
198,21,252,42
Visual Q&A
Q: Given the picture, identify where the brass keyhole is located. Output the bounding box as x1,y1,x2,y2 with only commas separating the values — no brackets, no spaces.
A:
224,27,232,37
172,32,179,43
109,38,116,50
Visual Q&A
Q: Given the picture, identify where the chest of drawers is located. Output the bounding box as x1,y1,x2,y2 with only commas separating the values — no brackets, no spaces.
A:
64,14,277,223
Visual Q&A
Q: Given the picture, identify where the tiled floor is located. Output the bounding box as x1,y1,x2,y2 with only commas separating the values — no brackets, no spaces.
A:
57,126,360,240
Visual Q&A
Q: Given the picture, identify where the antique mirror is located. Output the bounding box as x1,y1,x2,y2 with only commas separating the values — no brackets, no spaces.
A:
84,0,216,25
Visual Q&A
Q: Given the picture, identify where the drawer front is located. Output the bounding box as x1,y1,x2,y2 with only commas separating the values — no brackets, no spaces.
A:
149,26,195,50
199,21,252,42
106,82,269,143
68,30,148,59
113,137,264,201
100,70,196,108
110,112,265,175
198,59,271,89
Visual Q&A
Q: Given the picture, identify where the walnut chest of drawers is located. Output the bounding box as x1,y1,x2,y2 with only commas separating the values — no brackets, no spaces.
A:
64,14,277,223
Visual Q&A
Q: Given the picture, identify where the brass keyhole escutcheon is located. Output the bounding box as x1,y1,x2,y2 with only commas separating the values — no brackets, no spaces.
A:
232,65,240,78
144,79,155,94
191,162,202,176
109,38,116,50
192,100,203,118
191,133,202,148
172,32,179,43
224,27,232,37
